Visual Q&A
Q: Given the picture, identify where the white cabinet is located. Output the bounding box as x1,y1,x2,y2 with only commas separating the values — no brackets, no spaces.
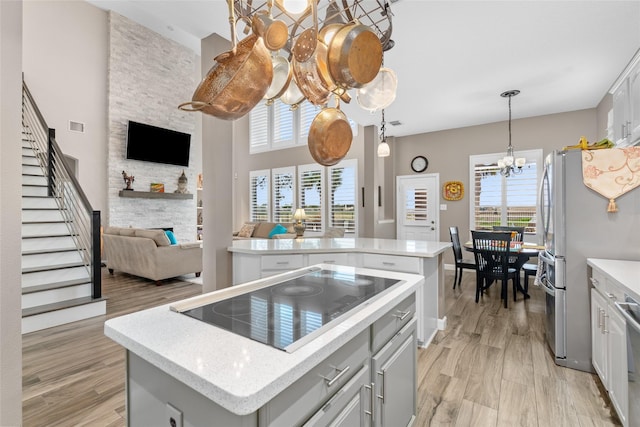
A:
608,306,628,425
591,288,608,383
590,268,628,426
371,319,416,427
611,52,640,147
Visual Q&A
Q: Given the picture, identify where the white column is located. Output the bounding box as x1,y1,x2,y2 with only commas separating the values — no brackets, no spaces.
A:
0,0,24,424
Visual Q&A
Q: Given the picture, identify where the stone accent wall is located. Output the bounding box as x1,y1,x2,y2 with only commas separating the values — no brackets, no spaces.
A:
108,12,197,242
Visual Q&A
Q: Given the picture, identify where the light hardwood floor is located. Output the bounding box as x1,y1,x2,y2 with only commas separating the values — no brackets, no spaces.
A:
22,268,621,426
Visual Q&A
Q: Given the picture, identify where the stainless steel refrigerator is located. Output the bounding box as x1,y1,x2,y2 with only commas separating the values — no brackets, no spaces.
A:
538,149,640,372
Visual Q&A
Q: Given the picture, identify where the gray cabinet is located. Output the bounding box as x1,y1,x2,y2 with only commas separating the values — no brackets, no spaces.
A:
372,319,417,427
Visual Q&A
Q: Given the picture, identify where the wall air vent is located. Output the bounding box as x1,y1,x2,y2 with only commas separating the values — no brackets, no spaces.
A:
69,120,85,133
389,120,402,126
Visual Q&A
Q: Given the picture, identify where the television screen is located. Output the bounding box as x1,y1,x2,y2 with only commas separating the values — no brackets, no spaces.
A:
126,121,191,167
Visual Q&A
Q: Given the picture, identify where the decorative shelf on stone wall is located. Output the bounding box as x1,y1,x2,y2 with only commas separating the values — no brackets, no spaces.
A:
118,190,193,200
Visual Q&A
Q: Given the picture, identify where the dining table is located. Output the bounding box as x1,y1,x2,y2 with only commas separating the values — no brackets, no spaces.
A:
464,241,542,299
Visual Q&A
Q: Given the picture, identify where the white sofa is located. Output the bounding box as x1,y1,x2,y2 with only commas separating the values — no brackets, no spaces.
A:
103,227,202,283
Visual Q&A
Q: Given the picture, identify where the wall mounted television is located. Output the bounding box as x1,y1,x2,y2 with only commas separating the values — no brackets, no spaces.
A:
126,120,191,167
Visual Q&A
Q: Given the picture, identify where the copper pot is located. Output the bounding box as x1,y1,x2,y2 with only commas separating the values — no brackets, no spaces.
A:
251,11,288,51
264,54,292,102
308,104,353,166
328,21,383,89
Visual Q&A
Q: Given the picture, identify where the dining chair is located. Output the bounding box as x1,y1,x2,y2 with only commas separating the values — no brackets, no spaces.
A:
449,226,475,289
471,230,518,308
492,226,525,242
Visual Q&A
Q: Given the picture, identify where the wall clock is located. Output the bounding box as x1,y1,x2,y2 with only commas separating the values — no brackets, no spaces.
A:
411,155,428,173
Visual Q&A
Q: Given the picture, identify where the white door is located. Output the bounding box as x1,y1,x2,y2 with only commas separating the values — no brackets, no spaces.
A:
396,174,439,241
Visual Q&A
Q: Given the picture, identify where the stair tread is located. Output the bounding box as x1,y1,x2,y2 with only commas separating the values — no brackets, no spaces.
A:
22,278,91,295
22,220,70,224
22,261,86,274
22,233,78,239
22,296,106,318
22,247,82,256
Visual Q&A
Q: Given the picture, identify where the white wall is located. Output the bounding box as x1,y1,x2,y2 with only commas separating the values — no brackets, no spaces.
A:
23,0,109,215
0,1,23,424
107,12,199,242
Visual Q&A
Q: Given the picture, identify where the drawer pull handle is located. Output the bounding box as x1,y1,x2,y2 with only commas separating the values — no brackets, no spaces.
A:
590,278,599,286
394,310,411,321
364,382,375,421
276,261,289,265
606,292,616,300
323,260,336,264
382,262,396,266
376,370,386,403
321,365,350,387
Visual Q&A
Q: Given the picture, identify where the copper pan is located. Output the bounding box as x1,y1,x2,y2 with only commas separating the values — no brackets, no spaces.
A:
328,21,383,89
264,54,292,103
291,32,332,106
179,1,272,120
251,0,288,51
307,100,353,166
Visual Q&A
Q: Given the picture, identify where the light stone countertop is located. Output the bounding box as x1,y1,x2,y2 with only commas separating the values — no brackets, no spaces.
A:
228,237,451,258
587,258,640,301
104,264,424,416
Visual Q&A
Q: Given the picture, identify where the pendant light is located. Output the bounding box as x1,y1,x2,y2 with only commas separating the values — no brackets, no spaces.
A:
498,90,525,177
377,109,390,157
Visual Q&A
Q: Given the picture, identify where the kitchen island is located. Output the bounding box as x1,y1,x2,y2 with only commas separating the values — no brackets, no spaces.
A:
105,264,424,426
228,237,452,347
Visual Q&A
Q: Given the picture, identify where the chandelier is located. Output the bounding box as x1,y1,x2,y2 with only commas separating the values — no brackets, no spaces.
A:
498,90,525,177
377,108,390,157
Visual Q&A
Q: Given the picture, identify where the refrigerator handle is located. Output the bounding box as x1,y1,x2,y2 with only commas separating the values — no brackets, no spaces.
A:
555,256,566,289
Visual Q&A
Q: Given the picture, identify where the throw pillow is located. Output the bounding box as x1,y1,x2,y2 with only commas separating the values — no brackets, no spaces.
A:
165,230,178,245
237,223,256,238
268,223,288,238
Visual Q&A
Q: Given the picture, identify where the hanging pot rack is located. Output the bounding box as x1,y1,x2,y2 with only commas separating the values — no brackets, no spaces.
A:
233,0,394,54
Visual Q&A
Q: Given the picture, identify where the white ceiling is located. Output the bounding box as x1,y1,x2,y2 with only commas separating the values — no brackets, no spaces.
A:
88,0,640,138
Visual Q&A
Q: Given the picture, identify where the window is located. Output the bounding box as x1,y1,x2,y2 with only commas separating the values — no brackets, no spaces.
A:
249,170,270,222
298,164,324,232
250,101,357,153
328,159,358,234
272,167,296,223
470,149,542,237
249,159,358,235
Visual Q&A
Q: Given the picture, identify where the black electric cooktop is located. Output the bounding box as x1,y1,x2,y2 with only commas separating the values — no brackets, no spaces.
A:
181,269,401,352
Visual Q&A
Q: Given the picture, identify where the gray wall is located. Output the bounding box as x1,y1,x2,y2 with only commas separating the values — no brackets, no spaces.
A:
394,108,598,265
107,12,199,242
23,0,108,215
0,1,23,423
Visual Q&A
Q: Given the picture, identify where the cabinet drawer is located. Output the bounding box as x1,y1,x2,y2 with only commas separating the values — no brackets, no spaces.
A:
362,254,421,274
307,253,350,266
302,364,370,427
261,254,304,271
260,330,369,427
371,294,416,354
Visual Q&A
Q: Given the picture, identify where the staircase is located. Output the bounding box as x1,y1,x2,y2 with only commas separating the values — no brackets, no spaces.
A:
21,82,105,334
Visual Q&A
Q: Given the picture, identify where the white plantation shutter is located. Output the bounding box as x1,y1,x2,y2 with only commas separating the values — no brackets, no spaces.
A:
273,101,295,147
249,102,269,152
328,159,357,235
298,164,324,232
272,166,296,223
299,102,321,142
470,150,541,235
403,186,429,224
250,170,270,222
